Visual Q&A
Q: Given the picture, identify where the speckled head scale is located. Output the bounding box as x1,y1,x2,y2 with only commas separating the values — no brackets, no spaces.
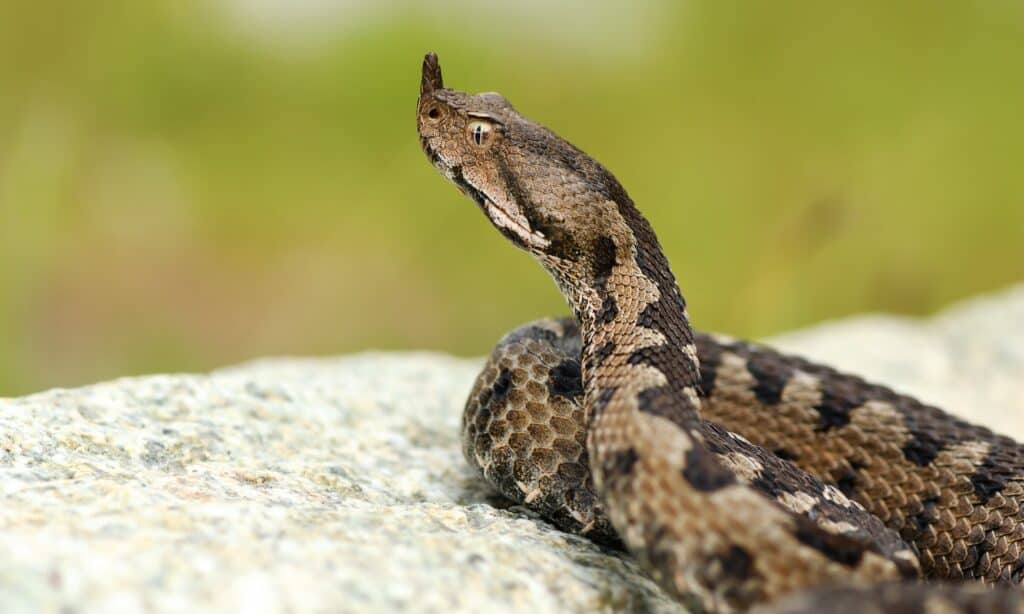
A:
417,52,556,256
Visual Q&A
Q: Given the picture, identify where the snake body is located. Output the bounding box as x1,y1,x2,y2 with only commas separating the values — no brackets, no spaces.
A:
416,53,1024,611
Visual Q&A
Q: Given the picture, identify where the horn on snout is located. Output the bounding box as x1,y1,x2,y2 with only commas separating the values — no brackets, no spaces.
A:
421,52,443,96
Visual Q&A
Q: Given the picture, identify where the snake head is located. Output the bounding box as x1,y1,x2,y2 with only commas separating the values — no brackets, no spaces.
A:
416,52,640,277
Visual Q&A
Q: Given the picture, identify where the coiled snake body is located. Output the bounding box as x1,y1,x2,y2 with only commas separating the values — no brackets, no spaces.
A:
416,53,1024,612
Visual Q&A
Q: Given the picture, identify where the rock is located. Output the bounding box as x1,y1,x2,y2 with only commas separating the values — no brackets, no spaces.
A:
1,285,1023,613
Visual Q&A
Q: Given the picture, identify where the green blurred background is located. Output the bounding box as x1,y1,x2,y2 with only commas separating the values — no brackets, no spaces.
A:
2,1,1022,396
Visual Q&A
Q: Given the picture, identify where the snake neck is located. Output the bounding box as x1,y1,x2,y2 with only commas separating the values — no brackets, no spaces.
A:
560,196,741,550
559,199,706,433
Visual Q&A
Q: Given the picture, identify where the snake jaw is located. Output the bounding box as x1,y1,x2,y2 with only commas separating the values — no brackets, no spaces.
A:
483,198,550,251
424,136,550,251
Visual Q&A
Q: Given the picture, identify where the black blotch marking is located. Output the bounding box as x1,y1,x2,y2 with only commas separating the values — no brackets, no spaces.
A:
718,545,754,581
816,402,853,431
627,345,658,366
745,351,793,406
629,343,701,404
813,383,871,431
636,386,669,416
970,450,1011,505
591,235,617,284
491,368,513,404
811,375,879,432
681,447,735,492
636,385,701,431
970,472,1007,505
902,430,945,467
704,544,764,610
750,472,792,500
548,360,583,400
833,461,865,497
636,301,658,329
773,448,798,462
633,292,694,348
792,520,865,568
695,334,724,398
602,447,639,477
589,341,615,370
591,386,616,419
904,495,940,541
596,294,618,324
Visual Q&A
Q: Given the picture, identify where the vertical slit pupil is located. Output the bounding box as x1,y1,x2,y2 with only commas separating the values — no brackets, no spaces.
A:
473,125,484,145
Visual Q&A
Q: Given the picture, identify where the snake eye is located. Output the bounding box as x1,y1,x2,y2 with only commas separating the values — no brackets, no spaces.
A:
467,120,496,148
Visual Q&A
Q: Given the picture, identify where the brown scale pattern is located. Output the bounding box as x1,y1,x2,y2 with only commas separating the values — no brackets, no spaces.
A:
467,321,916,567
465,319,1024,592
418,52,1024,611
462,323,619,544
696,336,1024,584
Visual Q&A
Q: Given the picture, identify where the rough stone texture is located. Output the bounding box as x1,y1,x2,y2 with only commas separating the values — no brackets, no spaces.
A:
1,284,1023,613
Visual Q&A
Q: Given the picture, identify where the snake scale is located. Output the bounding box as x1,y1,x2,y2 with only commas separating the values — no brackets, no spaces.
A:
415,52,1024,612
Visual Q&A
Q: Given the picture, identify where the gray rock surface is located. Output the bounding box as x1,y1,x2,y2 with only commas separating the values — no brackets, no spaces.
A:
2,284,1023,613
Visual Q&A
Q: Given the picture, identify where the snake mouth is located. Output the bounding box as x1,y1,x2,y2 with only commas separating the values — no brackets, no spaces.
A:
483,199,520,231
450,164,546,248
421,138,547,248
